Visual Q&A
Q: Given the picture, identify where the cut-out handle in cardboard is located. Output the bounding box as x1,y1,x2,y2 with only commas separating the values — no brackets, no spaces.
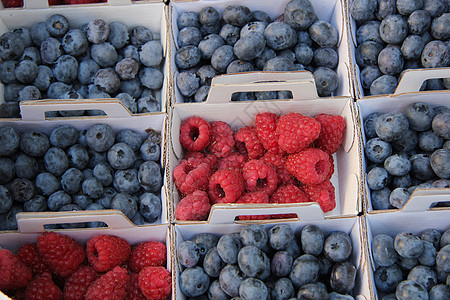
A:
207,203,325,224
23,0,132,8
16,210,135,233
401,189,450,212
205,71,319,104
395,67,450,94
19,99,132,121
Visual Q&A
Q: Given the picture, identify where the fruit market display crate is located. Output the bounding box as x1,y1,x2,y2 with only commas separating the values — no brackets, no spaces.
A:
0,99,169,227
357,82,450,214
0,0,170,113
363,196,450,299
169,0,353,104
168,71,362,223
173,204,371,299
0,210,173,299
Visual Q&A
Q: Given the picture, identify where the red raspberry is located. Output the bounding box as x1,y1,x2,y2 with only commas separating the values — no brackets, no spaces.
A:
16,243,51,274
25,272,63,300
234,126,265,159
184,151,217,170
1,0,23,8
63,266,97,300
285,148,332,185
262,152,295,186
256,112,281,153
173,157,211,196
175,190,211,221
315,113,346,154
0,249,32,290
276,113,321,153
270,184,310,218
208,169,244,204
242,160,278,196
85,266,129,300
302,180,336,212
126,273,146,300
179,116,211,152
327,154,335,180
208,121,235,158
236,191,270,220
129,241,167,273
138,266,172,300
87,235,131,272
218,153,246,172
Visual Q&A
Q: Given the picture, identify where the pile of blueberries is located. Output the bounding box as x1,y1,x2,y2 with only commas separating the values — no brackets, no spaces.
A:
363,102,449,210
0,123,163,230
371,228,450,299
0,14,164,117
175,0,341,102
351,0,449,95
177,224,358,299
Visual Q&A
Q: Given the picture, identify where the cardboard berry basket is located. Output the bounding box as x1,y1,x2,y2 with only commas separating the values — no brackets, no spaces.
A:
0,0,170,113
0,211,173,299
168,71,362,223
169,0,354,104
173,204,371,299
0,99,169,228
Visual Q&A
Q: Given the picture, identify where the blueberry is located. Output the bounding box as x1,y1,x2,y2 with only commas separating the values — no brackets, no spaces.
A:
219,24,240,46
47,190,71,211
107,142,135,170
180,266,210,297
114,168,140,194
178,240,201,268
30,22,50,46
4,83,24,101
436,244,450,271
313,47,338,69
395,232,424,258
178,12,199,29
24,195,47,213
176,71,199,97
61,168,83,194
92,162,114,186
196,35,224,61
91,42,118,67
210,45,236,73
40,37,63,65
193,233,220,257
139,40,163,68
96,187,117,209
351,0,377,21
15,154,38,179
356,21,383,45
397,0,425,15
0,158,15,185
20,131,50,157
35,172,60,196
264,56,294,71
233,32,266,61
204,246,225,278
18,85,41,101
140,67,164,90
110,192,137,219
431,149,450,179
429,284,450,300
62,29,88,57
72,194,92,210
313,67,338,96
226,60,254,74
407,265,437,291
401,35,425,61
379,15,408,44
423,0,447,17
194,86,209,102
310,20,339,48
120,77,142,99
374,264,403,293
408,10,431,35
378,46,404,76
86,19,109,44
367,167,389,190
122,45,140,63
296,282,327,299
295,43,313,65
198,7,220,27
0,203,22,230
178,26,202,48
289,254,319,288
0,185,12,214
389,187,411,208
419,131,444,152
141,139,161,163
374,0,397,20
195,65,217,86
404,102,435,132
108,21,128,49
86,124,115,152
45,14,69,37
219,264,246,297
418,240,436,266
199,23,221,37
240,224,268,249
375,113,409,142
115,93,137,113
139,192,161,223
208,280,228,300
0,126,20,156
331,261,357,294
356,41,383,68
66,144,89,170
365,138,393,164
77,59,99,85
373,234,398,267
239,278,269,300
15,60,38,84
130,26,153,46
324,231,352,262
112,58,138,81
299,225,323,256
137,96,160,113
20,46,41,65
262,22,296,51
284,0,317,30
238,245,270,280
421,229,441,249
217,233,242,265
49,125,78,149
240,22,266,40
268,225,294,251
271,251,293,278
384,154,411,176
113,130,142,153
410,153,435,180
421,40,449,68
12,27,31,48
0,32,25,60
432,113,450,139
0,60,17,84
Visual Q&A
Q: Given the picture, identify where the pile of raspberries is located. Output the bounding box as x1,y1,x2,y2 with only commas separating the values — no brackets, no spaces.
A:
0,232,171,300
174,112,346,221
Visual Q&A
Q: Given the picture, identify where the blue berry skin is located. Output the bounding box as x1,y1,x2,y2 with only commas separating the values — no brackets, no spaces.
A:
139,41,163,68
211,45,235,73
380,15,408,44
30,22,50,46
108,22,128,49
365,137,393,164
198,34,225,60
330,261,357,294
324,231,353,262
122,45,140,63
418,241,436,266
178,27,202,48
296,282,327,300
240,224,268,249
139,192,161,223
86,124,115,153
208,280,228,300
0,32,25,60
20,46,42,65
314,47,338,69
20,131,50,157
441,230,450,249
284,0,317,30
370,74,398,95
62,29,88,57
401,35,425,61
50,125,79,149
44,147,69,177
46,14,69,37
35,172,60,196
82,177,103,200
290,254,320,288
113,169,140,194
15,60,38,84
436,245,450,272
0,126,20,156
372,234,398,267
431,149,450,179
15,154,38,180
178,240,201,268
391,174,411,189
67,144,89,170
204,246,225,277
180,266,210,297
0,203,23,231
130,26,153,46
178,12,199,30
309,20,338,48
264,56,294,71
47,190,72,211
397,0,425,15
389,187,411,208
271,251,293,278
384,154,411,176
91,42,118,68
392,129,418,153
176,72,199,97
222,5,252,28
94,68,121,94
421,40,449,68
78,59,100,85
239,278,269,300
196,65,217,86
432,113,450,139
407,10,431,35
271,278,295,299
138,161,162,193
95,187,117,209
375,113,409,142
217,233,242,265
351,0,377,21
295,43,313,65
175,46,202,70
0,185,12,214
238,245,270,280
263,22,297,51
419,131,444,152
86,19,109,44
421,228,441,249
219,264,246,297
313,67,338,97
139,67,163,90
110,192,137,219
107,143,135,170
131,212,145,226
0,158,15,185
409,153,435,180
395,232,424,258
408,265,438,291
356,21,382,45
374,264,403,293
193,233,220,257
367,167,390,190
116,93,137,114
269,225,294,251
24,195,47,212
198,7,220,27
87,150,107,170
40,37,63,65
140,140,160,162
356,41,383,67
18,85,41,101
92,162,113,186
47,82,71,99
219,24,240,46
61,168,83,195
378,46,404,76
116,129,143,152
0,60,17,84
301,225,324,256
399,257,419,271
115,58,139,81
72,194,92,210
137,96,160,113
430,284,450,300
13,27,32,48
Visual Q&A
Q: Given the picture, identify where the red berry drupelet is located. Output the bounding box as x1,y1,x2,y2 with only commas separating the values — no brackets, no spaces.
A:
285,148,333,185
63,266,97,300
179,116,211,152
276,113,321,153
208,121,235,158
236,191,270,220
255,112,281,153
0,249,33,290
243,160,278,196
37,232,85,278
86,235,131,272
270,184,310,218
25,272,63,300
129,241,167,273
16,243,51,275
173,157,211,196
184,151,217,171
262,151,295,186
126,273,146,300
302,179,336,212
138,266,172,300
208,169,245,204
315,113,346,154
234,126,265,159
217,152,246,172
175,190,211,221
85,266,129,300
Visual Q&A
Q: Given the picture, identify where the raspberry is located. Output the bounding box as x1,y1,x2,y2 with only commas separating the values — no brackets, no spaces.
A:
242,160,278,196
256,112,281,153
37,232,85,278
236,191,270,220
175,190,211,221
218,152,246,172
87,235,131,272
129,241,167,273
327,154,335,180
85,266,129,300
16,243,51,274
1,0,23,8
126,273,146,300
208,121,235,158
302,180,336,212
234,126,265,159
270,184,310,218
173,157,211,196
276,113,321,153
184,151,217,170
285,148,332,185
25,272,63,300
208,169,244,204
138,266,172,300
262,152,295,186
0,249,32,290
179,116,211,152
315,113,346,154
63,266,97,300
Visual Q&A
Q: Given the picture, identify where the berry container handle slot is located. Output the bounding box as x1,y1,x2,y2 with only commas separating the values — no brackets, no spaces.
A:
401,188,450,212
205,71,319,104
15,210,136,233
23,0,132,9
394,67,450,95
19,99,133,121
